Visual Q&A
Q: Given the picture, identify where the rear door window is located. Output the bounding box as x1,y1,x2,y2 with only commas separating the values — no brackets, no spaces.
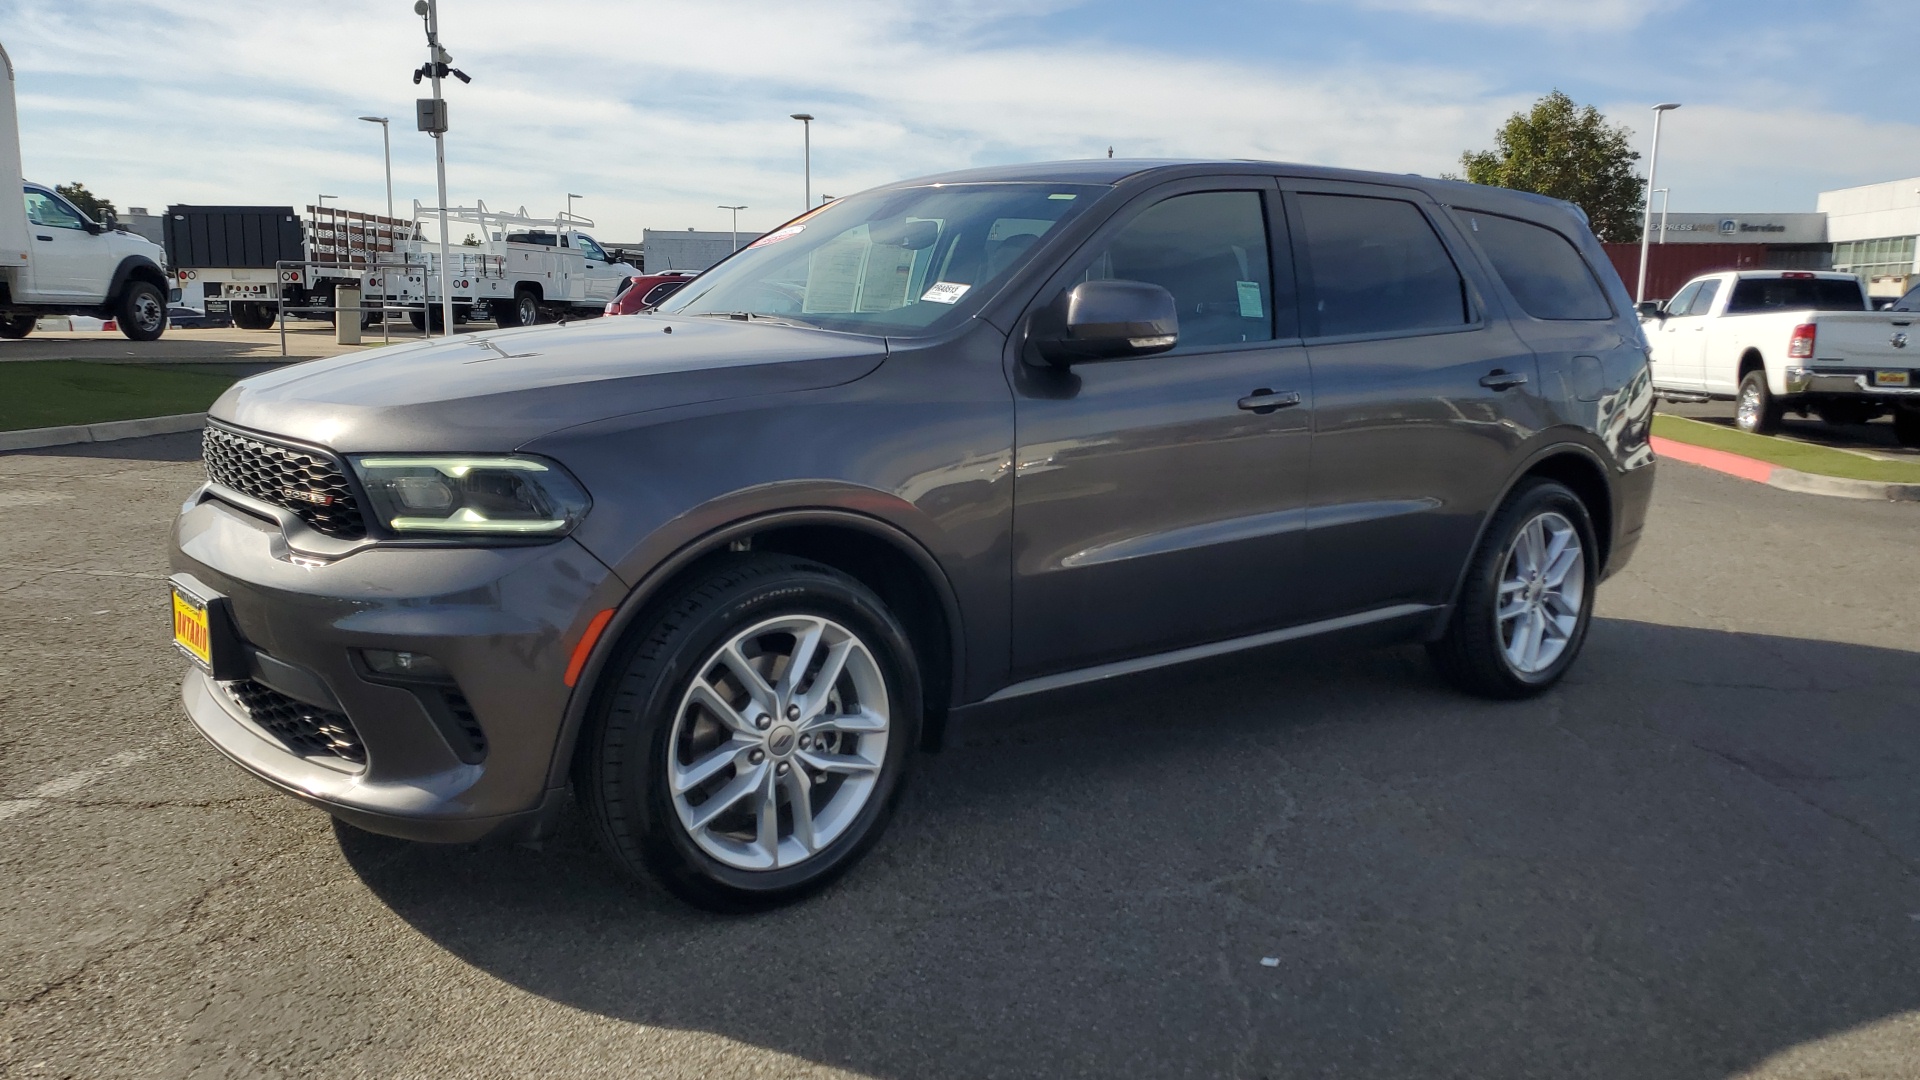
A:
1724,277,1866,313
1295,193,1469,338
1452,210,1612,321
1690,278,1723,316
1074,190,1280,349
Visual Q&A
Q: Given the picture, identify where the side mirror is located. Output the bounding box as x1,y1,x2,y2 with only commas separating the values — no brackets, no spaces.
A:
84,220,106,235
1635,300,1666,320
1031,279,1178,367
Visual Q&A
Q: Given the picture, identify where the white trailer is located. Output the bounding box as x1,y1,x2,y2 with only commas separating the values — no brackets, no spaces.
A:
0,40,172,341
364,200,639,328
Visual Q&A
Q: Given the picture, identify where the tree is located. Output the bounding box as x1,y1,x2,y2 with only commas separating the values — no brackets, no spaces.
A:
461,232,481,246
55,182,116,222
1455,92,1644,243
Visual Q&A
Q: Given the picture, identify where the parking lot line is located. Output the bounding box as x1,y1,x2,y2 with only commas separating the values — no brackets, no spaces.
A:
0,749,152,823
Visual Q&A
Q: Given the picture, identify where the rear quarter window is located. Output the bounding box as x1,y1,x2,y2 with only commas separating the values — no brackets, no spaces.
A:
1451,210,1612,321
1725,277,1867,313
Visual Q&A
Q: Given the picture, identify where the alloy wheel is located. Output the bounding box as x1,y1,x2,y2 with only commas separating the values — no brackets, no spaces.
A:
1736,382,1761,430
668,615,890,871
132,293,164,333
1495,510,1586,675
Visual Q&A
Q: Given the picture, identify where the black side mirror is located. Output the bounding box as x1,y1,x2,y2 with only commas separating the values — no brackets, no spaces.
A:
1634,300,1666,320
1031,279,1178,367
83,220,106,235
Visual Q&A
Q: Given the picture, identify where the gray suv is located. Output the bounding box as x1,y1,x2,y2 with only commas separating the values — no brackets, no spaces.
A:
169,160,1655,910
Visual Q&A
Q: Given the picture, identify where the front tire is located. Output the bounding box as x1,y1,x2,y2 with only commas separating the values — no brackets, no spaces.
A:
0,314,34,339
1428,478,1598,699
1735,369,1783,434
1895,408,1920,449
117,281,168,341
575,555,922,911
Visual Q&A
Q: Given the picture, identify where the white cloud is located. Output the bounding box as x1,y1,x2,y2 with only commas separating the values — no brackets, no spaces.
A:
1321,0,1662,30
0,0,1526,239
2,0,1913,241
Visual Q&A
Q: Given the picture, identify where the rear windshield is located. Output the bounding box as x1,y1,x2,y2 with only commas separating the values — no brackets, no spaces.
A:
656,182,1105,336
1724,277,1865,314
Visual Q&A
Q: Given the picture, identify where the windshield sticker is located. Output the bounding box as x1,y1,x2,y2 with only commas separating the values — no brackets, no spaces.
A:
748,224,806,249
1236,280,1264,319
1047,193,1077,200
921,282,972,305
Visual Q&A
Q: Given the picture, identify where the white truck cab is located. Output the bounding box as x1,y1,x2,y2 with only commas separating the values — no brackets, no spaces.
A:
0,42,171,340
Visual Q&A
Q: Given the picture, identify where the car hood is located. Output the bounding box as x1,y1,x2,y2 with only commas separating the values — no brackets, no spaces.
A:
210,315,888,453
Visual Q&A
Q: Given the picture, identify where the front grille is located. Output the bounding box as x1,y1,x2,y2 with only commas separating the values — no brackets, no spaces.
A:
202,425,366,539
224,680,367,766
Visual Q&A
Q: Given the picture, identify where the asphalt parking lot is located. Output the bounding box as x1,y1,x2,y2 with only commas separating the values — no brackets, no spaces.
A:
3,435,1918,1079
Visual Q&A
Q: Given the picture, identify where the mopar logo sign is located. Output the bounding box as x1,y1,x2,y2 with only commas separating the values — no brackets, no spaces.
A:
1719,219,1739,235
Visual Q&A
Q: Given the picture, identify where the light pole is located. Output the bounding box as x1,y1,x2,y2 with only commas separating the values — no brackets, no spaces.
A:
567,192,583,220
413,0,470,337
1636,102,1680,305
718,204,747,251
790,113,813,212
358,116,392,224
1652,187,1670,245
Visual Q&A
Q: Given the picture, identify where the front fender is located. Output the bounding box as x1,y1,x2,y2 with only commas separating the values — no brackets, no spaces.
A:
103,254,167,311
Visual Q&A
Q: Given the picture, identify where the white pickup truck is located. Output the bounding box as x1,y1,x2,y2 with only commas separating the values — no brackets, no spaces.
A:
0,41,171,340
1643,270,1919,445
364,201,640,329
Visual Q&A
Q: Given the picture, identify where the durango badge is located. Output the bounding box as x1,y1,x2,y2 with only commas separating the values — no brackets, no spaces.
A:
283,489,335,506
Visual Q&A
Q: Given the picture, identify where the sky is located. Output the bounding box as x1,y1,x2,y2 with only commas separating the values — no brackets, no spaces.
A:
2,0,1916,242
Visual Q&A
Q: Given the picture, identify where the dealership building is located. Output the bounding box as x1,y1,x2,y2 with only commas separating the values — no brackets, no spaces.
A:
1609,176,1920,302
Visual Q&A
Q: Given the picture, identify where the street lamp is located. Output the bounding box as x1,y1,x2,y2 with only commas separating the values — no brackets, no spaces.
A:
566,192,583,220
1636,102,1681,304
358,116,393,225
718,204,747,251
790,113,814,212
1652,187,1671,245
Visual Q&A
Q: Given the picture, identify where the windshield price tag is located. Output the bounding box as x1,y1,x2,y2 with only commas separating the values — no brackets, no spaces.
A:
921,282,971,305
747,224,805,249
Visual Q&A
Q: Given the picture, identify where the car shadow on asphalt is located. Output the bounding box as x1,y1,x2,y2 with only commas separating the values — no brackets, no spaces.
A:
336,617,1920,1079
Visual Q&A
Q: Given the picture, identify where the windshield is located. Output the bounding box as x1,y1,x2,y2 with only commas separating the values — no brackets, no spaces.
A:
656,182,1106,335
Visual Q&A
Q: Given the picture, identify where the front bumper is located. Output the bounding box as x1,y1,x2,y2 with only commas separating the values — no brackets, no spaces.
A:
172,488,626,842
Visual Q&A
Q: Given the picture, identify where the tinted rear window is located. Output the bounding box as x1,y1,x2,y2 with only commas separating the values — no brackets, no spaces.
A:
1725,277,1865,313
1296,193,1468,337
1452,210,1611,321
1890,285,1919,312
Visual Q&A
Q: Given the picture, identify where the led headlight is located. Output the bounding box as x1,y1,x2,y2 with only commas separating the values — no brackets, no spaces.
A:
351,455,590,538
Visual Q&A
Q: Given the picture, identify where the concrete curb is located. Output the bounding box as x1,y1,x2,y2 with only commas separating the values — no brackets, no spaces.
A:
1651,435,1920,502
0,412,205,453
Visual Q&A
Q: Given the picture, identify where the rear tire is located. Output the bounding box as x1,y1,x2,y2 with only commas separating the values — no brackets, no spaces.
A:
1735,369,1783,434
0,314,34,339
575,554,922,912
1427,478,1598,700
117,281,167,341
231,302,275,330
1895,408,1920,449
494,288,540,328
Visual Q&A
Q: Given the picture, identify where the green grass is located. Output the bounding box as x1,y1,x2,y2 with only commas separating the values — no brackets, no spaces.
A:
0,361,238,431
1653,414,1920,484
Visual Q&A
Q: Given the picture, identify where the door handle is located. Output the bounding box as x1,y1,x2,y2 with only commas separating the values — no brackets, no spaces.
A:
1478,370,1528,391
35,234,51,241
1237,388,1302,413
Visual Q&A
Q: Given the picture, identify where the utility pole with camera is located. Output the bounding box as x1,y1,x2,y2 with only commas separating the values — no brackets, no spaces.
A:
412,0,470,336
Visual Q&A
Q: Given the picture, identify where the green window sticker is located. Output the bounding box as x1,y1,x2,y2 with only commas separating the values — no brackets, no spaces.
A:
1236,280,1264,319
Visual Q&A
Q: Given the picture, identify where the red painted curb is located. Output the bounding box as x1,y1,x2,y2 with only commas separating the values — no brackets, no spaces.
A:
1650,435,1775,483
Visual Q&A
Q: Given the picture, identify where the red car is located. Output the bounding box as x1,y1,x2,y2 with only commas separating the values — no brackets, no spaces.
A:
604,272,697,316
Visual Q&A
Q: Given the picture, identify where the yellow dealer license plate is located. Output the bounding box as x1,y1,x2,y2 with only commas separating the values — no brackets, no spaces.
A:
1877,370,1910,387
171,586,212,669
